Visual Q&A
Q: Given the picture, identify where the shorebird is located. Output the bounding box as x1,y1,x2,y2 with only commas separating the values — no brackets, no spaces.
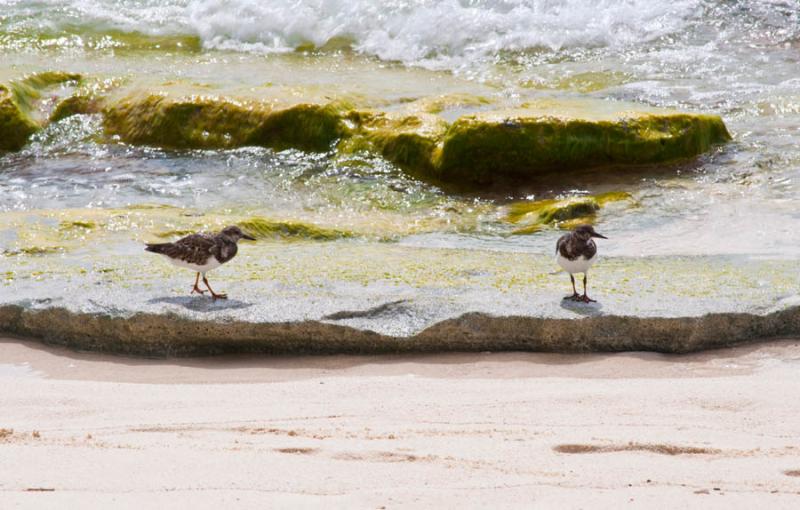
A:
145,225,255,300
556,224,607,303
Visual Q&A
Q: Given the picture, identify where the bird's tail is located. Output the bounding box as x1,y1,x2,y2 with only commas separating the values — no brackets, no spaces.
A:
144,243,172,254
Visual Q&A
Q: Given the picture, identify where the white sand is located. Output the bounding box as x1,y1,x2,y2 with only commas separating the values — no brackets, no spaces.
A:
2,337,800,508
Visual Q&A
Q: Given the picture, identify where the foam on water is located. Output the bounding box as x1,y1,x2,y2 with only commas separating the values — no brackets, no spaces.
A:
4,0,795,68
187,0,702,66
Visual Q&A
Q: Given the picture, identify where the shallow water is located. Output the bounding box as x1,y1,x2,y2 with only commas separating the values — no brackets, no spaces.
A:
1,0,799,258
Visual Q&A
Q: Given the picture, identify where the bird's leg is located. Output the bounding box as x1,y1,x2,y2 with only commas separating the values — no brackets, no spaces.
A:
202,274,227,300
564,274,580,301
190,272,206,295
580,273,596,303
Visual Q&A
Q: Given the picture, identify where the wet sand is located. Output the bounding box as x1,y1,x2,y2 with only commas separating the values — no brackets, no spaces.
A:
2,337,800,508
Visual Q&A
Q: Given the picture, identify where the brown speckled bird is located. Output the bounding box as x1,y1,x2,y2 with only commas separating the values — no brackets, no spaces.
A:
145,225,255,300
556,224,607,303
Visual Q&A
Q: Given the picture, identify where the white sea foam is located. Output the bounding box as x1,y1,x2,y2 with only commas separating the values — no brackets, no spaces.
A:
2,0,798,69
187,0,705,66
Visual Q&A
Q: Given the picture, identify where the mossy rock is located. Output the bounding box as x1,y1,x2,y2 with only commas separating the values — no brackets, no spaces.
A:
238,217,353,241
1,72,84,150
0,84,39,151
345,104,730,187
341,111,448,178
434,112,731,185
50,77,122,122
150,220,352,242
11,72,83,121
97,90,731,186
103,94,348,151
506,191,633,234
51,95,95,122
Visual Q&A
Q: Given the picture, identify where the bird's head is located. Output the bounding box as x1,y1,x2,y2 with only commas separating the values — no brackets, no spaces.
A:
220,225,256,242
573,224,607,241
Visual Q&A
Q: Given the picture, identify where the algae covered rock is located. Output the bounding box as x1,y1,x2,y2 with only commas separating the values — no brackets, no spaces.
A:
237,217,353,241
506,191,633,234
434,110,731,186
103,94,347,151
345,101,731,187
50,77,122,122
99,89,731,187
1,71,83,150
0,84,39,151
340,111,448,179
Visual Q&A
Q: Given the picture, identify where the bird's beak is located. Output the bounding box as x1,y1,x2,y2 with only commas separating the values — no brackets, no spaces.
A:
241,233,256,241
592,233,608,239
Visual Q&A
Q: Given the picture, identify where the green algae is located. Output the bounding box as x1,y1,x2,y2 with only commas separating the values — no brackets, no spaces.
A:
15,71,82,91
2,70,733,184
238,217,354,241
506,191,633,234
103,94,264,149
250,103,346,152
0,28,201,53
294,36,355,53
50,77,122,122
1,71,84,150
50,95,91,122
88,31,202,53
96,88,732,185
3,246,65,256
103,94,347,151
340,111,447,179
59,220,97,230
10,72,83,119
434,113,732,185
0,84,39,151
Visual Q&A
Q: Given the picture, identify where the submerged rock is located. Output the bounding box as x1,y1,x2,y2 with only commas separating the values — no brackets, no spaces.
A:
1,72,83,150
434,110,731,185
50,77,122,122
103,94,347,151
0,84,39,151
506,192,633,234
99,90,731,186
340,111,448,180
3,70,733,187
237,217,353,241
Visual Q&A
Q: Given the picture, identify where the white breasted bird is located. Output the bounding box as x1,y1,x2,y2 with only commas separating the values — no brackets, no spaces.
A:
555,224,607,303
145,225,256,300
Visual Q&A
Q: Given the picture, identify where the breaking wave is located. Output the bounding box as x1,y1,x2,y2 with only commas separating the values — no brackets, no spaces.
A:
2,0,798,69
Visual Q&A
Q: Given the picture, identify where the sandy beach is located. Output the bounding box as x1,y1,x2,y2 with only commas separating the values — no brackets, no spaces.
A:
2,337,800,508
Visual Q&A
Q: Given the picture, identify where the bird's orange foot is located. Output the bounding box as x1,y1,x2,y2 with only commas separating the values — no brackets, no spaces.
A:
211,292,228,301
191,285,206,295
563,293,581,301
579,295,597,303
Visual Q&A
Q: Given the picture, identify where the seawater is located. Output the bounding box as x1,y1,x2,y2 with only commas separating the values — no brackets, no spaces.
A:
1,0,799,257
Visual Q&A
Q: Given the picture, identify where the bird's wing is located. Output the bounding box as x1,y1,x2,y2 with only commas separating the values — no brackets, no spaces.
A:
552,234,568,274
556,234,567,255
166,234,219,264
174,233,215,249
